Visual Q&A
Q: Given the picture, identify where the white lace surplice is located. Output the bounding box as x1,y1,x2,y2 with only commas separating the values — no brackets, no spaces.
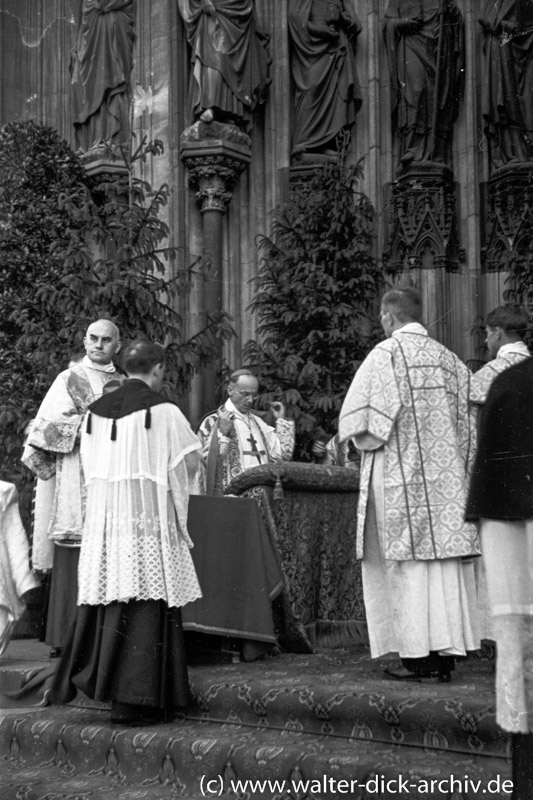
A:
78,404,203,609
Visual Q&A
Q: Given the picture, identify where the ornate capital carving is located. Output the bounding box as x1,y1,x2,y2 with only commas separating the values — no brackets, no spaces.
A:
180,122,251,214
383,165,462,272
481,164,533,273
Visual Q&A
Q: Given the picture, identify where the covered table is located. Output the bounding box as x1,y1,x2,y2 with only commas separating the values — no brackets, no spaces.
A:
182,495,283,660
225,463,365,652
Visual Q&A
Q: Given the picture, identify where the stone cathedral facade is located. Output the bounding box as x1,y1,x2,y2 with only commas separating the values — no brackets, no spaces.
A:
1,0,532,418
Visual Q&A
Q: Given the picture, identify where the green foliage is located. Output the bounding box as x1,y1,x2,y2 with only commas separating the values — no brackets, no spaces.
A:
0,120,233,484
244,136,382,460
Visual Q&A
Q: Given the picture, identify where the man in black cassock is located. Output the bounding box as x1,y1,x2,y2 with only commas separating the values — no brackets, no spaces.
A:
52,340,202,725
466,356,533,799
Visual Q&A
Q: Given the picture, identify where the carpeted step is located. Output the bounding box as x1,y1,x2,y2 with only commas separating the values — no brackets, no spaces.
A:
0,708,512,799
0,761,189,800
186,646,507,758
0,641,506,760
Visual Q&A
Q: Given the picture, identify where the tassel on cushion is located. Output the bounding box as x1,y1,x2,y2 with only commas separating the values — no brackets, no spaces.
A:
145,407,151,429
111,418,117,441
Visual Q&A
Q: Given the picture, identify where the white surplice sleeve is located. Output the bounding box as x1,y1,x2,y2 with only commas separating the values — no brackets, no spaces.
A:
167,407,203,547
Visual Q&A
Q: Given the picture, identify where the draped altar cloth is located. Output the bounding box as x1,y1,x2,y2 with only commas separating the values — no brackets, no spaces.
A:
225,462,365,652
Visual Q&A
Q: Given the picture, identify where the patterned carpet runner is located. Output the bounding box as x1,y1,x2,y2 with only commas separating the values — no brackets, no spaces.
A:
0,640,512,799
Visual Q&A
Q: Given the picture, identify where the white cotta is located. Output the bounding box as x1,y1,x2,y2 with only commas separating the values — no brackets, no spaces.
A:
78,403,203,608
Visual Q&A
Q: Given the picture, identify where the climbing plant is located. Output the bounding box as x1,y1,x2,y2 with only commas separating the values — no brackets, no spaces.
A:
244,133,382,460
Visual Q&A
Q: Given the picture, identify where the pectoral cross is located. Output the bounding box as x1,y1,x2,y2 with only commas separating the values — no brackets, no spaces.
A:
246,431,262,463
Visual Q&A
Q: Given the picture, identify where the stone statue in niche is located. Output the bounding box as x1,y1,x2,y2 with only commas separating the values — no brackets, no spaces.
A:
177,0,270,134
479,0,533,168
288,0,362,162
70,0,135,153
383,0,464,171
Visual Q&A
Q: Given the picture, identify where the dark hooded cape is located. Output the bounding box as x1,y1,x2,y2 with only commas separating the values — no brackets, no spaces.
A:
87,378,174,439
466,358,533,521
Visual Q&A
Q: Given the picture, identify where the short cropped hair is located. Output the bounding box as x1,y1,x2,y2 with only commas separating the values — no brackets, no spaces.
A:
486,304,529,339
122,340,165,375
381,287,423,323
228,368,257,386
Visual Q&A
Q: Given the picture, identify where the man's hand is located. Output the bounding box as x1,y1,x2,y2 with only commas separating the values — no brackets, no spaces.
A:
312,440,327,461
269,401,286,420
218,408,235,436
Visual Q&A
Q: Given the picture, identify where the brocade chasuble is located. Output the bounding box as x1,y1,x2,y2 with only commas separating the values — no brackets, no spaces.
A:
21,358,123,558
339,324,480,561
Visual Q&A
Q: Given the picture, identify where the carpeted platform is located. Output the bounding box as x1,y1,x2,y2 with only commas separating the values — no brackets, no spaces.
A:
0,640,512,799
186,645,506,758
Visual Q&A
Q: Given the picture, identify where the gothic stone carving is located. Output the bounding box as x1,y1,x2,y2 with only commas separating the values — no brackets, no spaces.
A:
479,0,533,170
481,164,533,273
180,121,251,213
177,0,270,134
288,0,362,162
383,165,462,272
71,0,135,154
383,0,464,174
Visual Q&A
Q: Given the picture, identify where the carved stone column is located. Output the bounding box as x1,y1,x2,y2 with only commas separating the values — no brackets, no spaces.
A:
78,147,130,279
383,164,463,274
180,121,251,412
481,164,533,275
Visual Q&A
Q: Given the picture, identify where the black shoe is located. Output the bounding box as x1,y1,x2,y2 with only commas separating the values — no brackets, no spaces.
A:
401,654,454,683
384,666,421,681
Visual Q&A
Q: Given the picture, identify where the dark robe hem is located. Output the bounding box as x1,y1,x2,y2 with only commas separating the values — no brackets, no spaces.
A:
51,599,190,710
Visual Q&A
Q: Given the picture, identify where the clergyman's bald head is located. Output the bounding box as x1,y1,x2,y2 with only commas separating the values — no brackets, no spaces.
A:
85,319,120,339
83,319,121,366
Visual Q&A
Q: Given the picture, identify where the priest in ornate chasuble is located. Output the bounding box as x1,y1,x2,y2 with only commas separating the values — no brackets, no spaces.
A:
197,369,295,496
51,341,202,724
339,288,480,682
21,319,123,656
